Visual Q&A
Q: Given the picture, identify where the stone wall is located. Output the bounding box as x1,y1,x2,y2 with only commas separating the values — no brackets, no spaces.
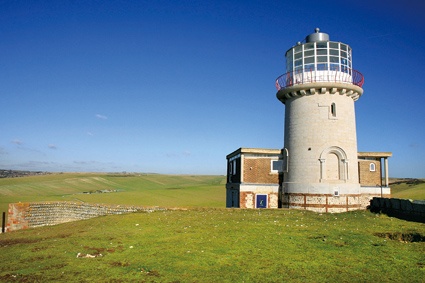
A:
6,202,166,232
282,192,385,213
370,197,425,223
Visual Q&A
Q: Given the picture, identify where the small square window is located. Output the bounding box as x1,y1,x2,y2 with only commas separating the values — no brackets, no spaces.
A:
304,57,315,64
334,188,339,196
329,42,339,49
271,160,283,173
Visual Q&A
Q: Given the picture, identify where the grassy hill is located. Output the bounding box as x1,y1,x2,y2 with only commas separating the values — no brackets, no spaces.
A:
0,173,226,215
390,179,425,200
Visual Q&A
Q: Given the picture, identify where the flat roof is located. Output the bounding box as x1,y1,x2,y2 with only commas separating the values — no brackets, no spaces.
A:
226,148,281,159
227,148,392,159
358,152,392,158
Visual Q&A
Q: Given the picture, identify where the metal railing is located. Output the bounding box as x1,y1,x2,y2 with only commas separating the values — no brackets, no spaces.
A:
275,67,364,90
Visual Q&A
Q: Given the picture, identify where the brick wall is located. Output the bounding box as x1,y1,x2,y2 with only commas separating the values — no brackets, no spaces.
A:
243,158,279,184
358,160,381,186
6,202,166,232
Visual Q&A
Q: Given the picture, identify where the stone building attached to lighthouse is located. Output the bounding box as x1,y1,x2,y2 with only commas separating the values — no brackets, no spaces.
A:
226,29,391,212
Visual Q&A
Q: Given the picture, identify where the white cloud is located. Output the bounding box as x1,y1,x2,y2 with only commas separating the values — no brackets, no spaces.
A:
48,144,57,150
11,139,23,145
96,114,108,120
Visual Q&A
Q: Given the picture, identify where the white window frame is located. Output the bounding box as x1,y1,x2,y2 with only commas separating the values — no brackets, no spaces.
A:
271,160,283,174
333,187,340,197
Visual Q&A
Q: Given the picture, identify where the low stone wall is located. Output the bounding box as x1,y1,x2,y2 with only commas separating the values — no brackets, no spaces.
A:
370,197,425,223
6,202,166,232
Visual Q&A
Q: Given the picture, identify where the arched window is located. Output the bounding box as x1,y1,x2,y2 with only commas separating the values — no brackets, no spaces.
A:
369,163,376,172
319,146,348,182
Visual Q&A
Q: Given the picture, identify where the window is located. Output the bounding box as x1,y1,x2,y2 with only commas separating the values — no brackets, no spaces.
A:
305,43,314,50
329,42,339,49
330,56,339,63
331,103,336,117
317,49,327,55
317,63,327,70
271,160,283,173
369,163,376,172
317,56,328,62
304,57,315,64
304,50,314,57
334,188,340,197
233,160,236,175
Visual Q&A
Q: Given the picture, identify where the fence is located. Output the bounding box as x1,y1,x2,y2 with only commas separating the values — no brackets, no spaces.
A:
275,67,364,90
369,197,425,223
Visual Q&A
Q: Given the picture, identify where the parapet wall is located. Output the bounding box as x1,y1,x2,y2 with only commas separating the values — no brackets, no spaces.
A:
370,197,425,223
7,202,166,232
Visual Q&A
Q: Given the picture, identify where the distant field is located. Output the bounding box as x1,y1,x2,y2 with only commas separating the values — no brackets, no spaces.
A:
1,173,423,216
0,173,226,215
390,179,425,200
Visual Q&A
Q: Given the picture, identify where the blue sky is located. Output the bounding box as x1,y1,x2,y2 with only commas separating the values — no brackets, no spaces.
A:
1,0,424,177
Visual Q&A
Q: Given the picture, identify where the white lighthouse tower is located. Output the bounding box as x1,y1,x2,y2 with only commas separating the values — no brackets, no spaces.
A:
276,28,365,212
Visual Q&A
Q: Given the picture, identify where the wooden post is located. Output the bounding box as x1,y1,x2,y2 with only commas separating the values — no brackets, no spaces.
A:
1,212,5,233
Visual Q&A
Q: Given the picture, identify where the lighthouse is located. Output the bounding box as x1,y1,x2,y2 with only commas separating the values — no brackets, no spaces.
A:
275,28,365,212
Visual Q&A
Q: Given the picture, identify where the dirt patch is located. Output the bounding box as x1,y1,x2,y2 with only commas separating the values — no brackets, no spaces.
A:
110,261,130,267
0,273,42,282
0,238,40,247
374,232,425,243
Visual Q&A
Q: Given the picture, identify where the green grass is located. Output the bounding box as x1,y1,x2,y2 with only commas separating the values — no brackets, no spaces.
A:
0,209,424,282
0,173,226,214
391,181,425,200
1,174,424,281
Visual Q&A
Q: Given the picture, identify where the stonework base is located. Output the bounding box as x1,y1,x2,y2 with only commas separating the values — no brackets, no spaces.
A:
283,192,391,213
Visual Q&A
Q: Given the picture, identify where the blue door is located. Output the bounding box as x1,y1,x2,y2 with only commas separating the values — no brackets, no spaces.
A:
256,194,267,208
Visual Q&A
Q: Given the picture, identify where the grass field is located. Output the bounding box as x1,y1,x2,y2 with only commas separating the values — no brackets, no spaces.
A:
390,180,425,200
0,174,424,281
0,173,227,215
0,209,424,282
